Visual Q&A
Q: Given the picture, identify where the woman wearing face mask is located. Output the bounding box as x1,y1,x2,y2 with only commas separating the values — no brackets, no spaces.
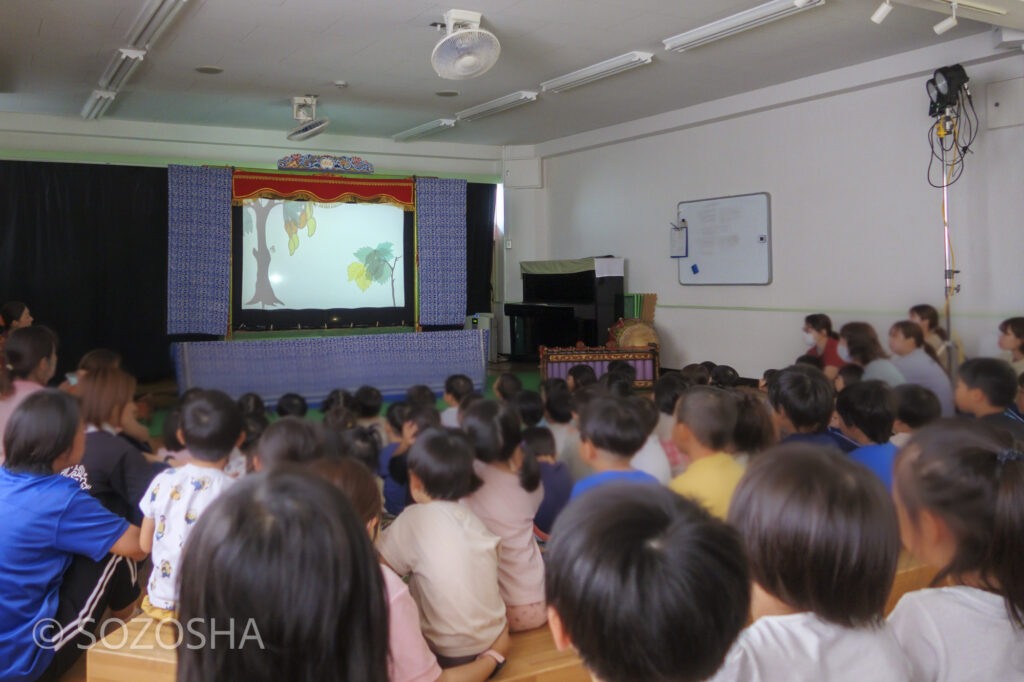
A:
838,322,905,387
800,314,847,380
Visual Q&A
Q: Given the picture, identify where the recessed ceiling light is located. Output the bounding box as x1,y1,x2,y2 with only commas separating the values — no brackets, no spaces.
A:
195,65,224,75
435,90,459,97
333,80,348,88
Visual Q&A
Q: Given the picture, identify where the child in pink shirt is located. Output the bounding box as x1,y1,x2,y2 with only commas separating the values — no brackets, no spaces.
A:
0,326,58,465
461,400,547,632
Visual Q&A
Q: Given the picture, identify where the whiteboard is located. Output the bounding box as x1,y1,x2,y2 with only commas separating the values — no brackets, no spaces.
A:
674,192,772,285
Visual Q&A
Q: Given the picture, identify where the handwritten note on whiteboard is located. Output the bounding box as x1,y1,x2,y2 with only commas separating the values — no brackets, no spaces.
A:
675,193,771,286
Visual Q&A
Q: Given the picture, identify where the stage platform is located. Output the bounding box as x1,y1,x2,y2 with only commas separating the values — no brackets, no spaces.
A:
174,329,488,405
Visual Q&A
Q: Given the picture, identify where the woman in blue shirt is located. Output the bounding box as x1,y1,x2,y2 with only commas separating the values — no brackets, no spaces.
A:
0,390,146,682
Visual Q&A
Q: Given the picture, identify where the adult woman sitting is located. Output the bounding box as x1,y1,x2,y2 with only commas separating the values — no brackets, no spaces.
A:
908,304,948,364
0,326,58,465
0,301,33,358
838,322,905,386
800,313,847,380
0,390,146,682
888,321,955,416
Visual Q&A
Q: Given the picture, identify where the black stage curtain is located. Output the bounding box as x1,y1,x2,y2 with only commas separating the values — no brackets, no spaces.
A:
465,183,496,315
0,160,171,382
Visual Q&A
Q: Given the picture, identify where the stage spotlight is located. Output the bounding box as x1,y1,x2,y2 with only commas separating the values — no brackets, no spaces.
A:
871,1,893,24
934,65,968,97
933,3,958,34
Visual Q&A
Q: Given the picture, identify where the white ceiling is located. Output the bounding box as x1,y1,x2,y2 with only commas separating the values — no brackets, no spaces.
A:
0,0,1012,145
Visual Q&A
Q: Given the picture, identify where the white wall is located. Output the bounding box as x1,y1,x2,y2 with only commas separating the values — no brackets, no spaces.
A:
503,34,1024,375
0,112,502,178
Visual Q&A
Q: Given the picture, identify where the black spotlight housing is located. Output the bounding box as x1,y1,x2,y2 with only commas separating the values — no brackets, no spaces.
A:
926,64,969,117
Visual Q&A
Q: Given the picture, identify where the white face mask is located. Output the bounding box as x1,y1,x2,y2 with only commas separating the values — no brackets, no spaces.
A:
837,343,852,363
802,331,816,347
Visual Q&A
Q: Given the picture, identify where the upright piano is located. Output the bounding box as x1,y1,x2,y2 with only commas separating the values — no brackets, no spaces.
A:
503,257,624,361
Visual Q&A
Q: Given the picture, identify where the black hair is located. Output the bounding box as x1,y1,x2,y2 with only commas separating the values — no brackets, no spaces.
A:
711,364,740,389
521,426,556,460
405,385,436,410
161,408,185,453
337,425,383,472
567,364,597,390
257,417,326,471
732,388,777,456
512,389,545,427
385,401,410,434
890,320,944,368
323,405,357,434
895,420,1024,627
731,443,900,627
322,388,354,414
654,373,689,416
407,427,482,500
461,400,539,492
570,384,607,417
766,365,835,433
240,412,269,455
2,389,80,475
493,372,523,402
544,385,573,424
0,325,58,398
176,470,389,682
579,397,647,459
458,392,484,417
627,395,659,438
675,386,738,451
700,360,718,373
909,304,947,340
276,392,308,418
180,390,244,462
546,484,749,682
893,384,942,430
835,381,895,444
77,348,122,373
237,392,265,418
598,371,633,398
352,385,382,419
958,357,1019,409
0,301,27,331
444,374,474,402
804,313,839,339
540,377,568,397
795,354,824,370
680,363,711,386
837,364,865,388
179,387,204,406
605,360,637,384
404,405,441,436
999,317,1024,351
839,322,890,365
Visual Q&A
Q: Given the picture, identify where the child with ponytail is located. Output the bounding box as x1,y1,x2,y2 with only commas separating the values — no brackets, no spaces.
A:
0,326,58,464
461,400,547,632
889,420,1024,681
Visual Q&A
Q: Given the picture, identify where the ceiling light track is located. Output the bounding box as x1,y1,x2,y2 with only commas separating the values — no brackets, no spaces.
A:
393,118,457,142
541,51,654,93
456,90,538,121
662,0,825,53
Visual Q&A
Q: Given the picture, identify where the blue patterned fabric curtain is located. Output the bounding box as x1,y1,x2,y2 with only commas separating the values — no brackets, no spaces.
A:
167,165,232,334
416,178,467,326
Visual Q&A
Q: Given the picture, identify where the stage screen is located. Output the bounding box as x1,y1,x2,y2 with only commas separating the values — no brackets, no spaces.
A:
232,199,415,331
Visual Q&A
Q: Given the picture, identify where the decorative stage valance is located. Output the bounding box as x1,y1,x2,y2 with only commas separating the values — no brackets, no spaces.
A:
232,171,414,210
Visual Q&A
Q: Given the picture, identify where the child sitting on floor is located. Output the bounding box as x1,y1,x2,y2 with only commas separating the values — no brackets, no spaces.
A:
310,457,511,682
890,383,942,448
441,374,474,428
387,405,441,514
523,426,571,542
566,364,596,392
512,389,544,427
954,358,1024,441
545,483,749,682
626,396,671,484
139,389,243,619
352,385,387,446
767,365,854,452
378,428,507,667
275,392,307,418
542,384,582,482
653,372,690,474
461,401,547,632
835,381,898,490
492,373,522,404
711,444,907,681
249,416,326,473
571,396,658,500
669,386,744,519
889,421,1024,682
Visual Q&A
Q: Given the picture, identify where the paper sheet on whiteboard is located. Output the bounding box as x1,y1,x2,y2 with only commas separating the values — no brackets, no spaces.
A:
675,193,771,285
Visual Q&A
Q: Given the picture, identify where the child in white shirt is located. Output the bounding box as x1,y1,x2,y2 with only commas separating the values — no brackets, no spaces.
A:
888,420,1024,682
139,390,243,618
711,443,910,682
378,427,506,666
441,374,474,428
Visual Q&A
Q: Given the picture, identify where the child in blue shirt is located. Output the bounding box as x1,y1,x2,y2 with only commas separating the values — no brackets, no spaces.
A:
0,390,147,682
571,396,658,500
835,381,898,490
